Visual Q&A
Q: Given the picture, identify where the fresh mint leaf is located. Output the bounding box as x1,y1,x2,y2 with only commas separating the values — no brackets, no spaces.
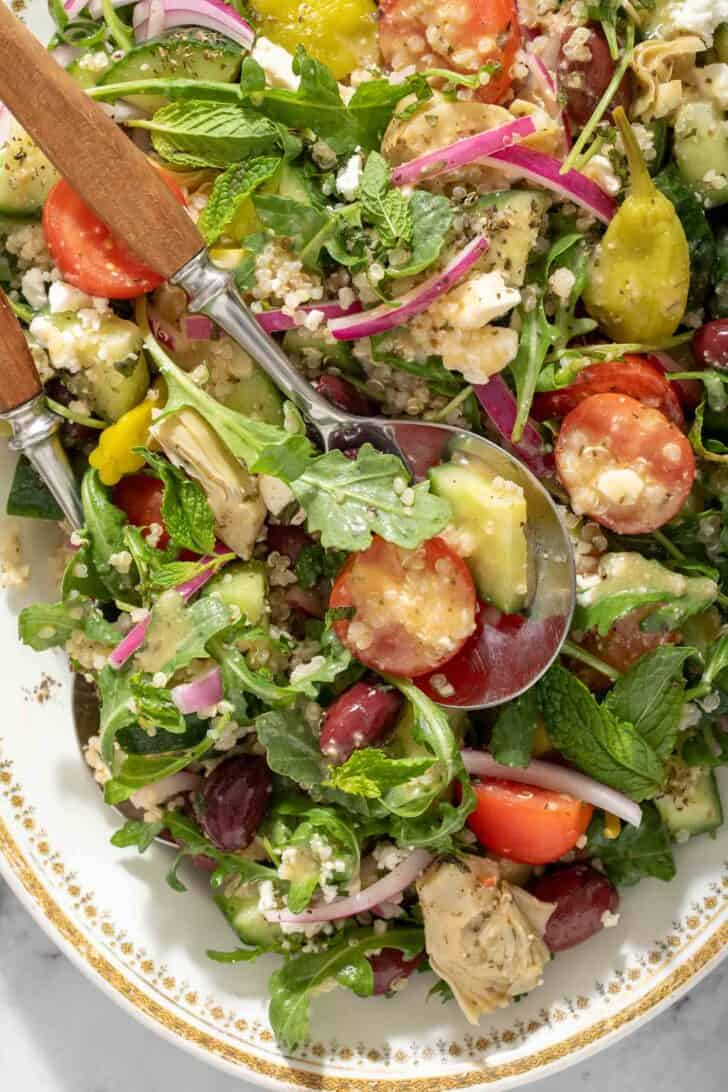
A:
81,469,137,601
291,444,451,551
139,451,216,555
388,191,452,279
98,665,136,765
132,101,288,168
360,152,412,248
255,47,354,155
490,688,538,768
294,543,346,589
538,664,664,801
604,647,691,759
324,748,435,798
234,231,268,293
198,155,282,244
587,804,675,886
269,926,424,1048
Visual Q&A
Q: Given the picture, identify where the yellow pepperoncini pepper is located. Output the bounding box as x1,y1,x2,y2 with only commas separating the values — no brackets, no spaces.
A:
603,812,622,840
89,400,154,486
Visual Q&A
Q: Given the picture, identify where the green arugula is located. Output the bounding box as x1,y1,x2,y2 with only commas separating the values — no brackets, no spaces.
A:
252,193,333,271
269,926,424,1048
489,688,539,768
198,155,282,244
143,593,234,678
104,732,215,806
129,677,187,736
255,708,328,792
324,749,435,799
604,647,692,759
81,469,138,601
140,451,216,555
654,164,715,309
18,599,118,653
117,716,208,756
689,400,728,465
98,665,136,765
294,543,347,590
538,664,665,801
587,804,675,886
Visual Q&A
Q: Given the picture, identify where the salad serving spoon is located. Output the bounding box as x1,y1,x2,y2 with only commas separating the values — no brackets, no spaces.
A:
0,4,575,714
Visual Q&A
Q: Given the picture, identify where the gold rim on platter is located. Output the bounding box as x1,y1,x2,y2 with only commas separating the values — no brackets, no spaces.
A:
1,810,727,1090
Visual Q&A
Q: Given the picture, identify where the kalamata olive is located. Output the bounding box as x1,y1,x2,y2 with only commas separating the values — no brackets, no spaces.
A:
265,524,313,565
319,681,403,764
528,863,619,952
313,374,374,416
285,583,325,618
196,755,272,852
692,319,728,370
369,948,423,995
558,25,631,128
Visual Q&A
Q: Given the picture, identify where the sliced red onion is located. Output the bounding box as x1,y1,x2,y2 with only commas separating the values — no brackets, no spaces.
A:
148,307,180,352
50,44,81,67
461,749,643,827
109,544,230,669
390,116,536,188
474,376,555,478
63,0,87,16
133,0,254,48
182,314,214,341
328,236,489,341
100,100,150,124
265,849,434,924
172,666,223,714
256,300,362,335
130,771,202,811
483,145,616,224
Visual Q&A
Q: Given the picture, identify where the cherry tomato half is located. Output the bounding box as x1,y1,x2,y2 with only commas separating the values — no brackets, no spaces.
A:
555,393,695,534
467,779,594,865
329,535,477,677
112,474,169,548
532,356,684,428
42,175,187,299
379,0,520,104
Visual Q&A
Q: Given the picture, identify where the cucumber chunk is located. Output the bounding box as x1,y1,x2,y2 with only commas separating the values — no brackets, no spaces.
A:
6,455,64,520
674,100,728,208
0,124,60,217
477,190,549,287
203,560,267,624
429,458,529,613
215,885,283,949
655,762,723,841
98,31,242,111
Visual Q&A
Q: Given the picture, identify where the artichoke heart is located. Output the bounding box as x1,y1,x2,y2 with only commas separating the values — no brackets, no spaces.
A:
417,856,554,1023
152,407,266,559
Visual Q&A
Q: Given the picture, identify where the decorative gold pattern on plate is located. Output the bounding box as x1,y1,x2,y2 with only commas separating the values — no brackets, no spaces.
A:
1,735,727,1089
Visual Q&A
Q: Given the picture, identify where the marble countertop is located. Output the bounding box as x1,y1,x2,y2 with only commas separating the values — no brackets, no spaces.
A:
1,877,726,1092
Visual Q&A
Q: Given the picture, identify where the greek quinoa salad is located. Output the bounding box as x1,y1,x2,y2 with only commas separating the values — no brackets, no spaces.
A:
5,0,728,1051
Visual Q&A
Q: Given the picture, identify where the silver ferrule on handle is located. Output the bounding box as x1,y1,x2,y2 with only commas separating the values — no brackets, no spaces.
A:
3,396,84,529
173,250,415,469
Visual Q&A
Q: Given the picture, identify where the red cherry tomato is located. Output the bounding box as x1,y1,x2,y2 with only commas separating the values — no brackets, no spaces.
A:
532,356,684,427
555,393,695,534
467,779,594,865
112,474,169,548
574,605,681,690
379,0,520,104
329,535,477,677
42,175,187,299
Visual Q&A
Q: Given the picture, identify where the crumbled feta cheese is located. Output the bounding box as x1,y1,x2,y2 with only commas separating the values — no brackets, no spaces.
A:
289,655,327,685
336,153,363,201
21,267,49,309
0,525,29,589
562,26,592,62
433,272,521,330
251,37,300,90
372,842,411,872
108,550,133,574
601,909,620,928
48,281,95,314
582,154,622,197
656,0,728,45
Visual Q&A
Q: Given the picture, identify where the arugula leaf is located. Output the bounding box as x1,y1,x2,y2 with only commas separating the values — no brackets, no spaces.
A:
490,688,538,768
347,73,432,151
702,634,728,688
359,152,412,248
129,677,187,735
369,343,463,397
690,399,728,465
256,708,328,790
18,599,117,652
604,647,691,759
140,451,215,555
98,665,136,765
104,732,215,806
324,749,435,798
294,543,347,589
131,102,290,168
81,469,138,601
654,165,715,309
291,444,451,551
538,664,665,801
269,926,424,1048
284,805,361,911
207,946,266,963
110,818,164,853
587,804,675,886
143,593,234,677
60,535,109,602
7,454,63,521
198,155,282,244
212,639,298,708
388,190,453,279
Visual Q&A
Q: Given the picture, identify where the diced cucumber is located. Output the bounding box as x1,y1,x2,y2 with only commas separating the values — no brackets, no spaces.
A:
674,100,728,208
476,190,549,286
655,763,723,841
98,31,242,111
203,560,267,624
715,22,728,63
429,458,529,613
6,455,63,521
283,327,357,371
215,886,283,949
67,52,111,89
0,123,60,217
36,312,149,421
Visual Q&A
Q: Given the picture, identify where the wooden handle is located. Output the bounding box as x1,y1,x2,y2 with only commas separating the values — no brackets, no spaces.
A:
0,288,41,412
0,5,204,280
